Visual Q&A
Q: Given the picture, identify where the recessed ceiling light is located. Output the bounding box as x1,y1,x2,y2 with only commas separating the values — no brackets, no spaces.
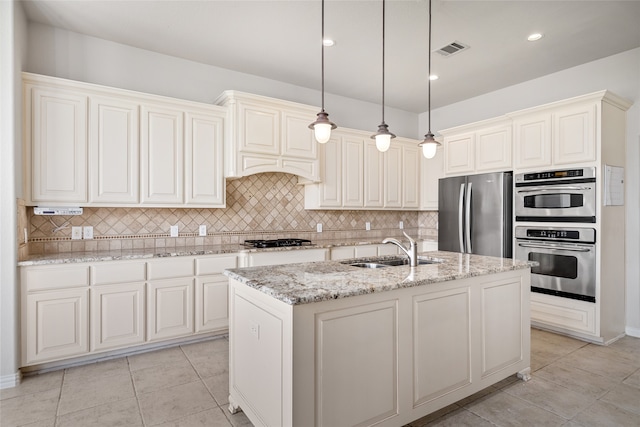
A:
527,33,543,42
322,39,335,47
429,74,439,81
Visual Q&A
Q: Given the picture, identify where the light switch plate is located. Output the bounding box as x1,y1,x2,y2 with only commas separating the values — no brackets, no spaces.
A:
71,226,82,240
170,225,179,237
83,226,93,239
366,222,371,231
316,223,323,233
199,225,207,236
399,221,404,229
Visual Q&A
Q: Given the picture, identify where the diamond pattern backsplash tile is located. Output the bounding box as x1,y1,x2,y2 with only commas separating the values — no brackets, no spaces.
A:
26,173,438,255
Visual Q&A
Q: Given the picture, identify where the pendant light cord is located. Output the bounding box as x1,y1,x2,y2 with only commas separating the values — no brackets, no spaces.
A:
427,0,432,134
382,0,386,124
321,0,326,112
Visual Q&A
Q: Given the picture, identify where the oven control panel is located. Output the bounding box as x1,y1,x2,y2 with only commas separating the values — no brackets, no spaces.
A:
515,166,596,185
515,226,595,244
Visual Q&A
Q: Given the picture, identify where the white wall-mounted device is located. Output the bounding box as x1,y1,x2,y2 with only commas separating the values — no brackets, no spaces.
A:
34,207,83,216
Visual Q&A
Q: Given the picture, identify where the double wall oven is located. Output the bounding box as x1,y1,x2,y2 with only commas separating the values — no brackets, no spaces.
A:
514,167,597,302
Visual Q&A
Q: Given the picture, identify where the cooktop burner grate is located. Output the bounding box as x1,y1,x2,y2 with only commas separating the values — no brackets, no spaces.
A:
244,239,312,248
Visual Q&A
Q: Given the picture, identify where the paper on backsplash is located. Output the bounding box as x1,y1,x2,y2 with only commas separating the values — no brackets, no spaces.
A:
604,165,624,206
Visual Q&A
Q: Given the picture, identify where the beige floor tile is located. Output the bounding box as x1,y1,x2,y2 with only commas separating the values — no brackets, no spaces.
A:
407,403,461,426
223,409,254,427
154,407,232,427
492,374,519,389
18,419,56,427
502,377,595,419
138,380,217,426
464,391,566,426
571,400,640,427
127,346,189,372
531,328,587,354
559,345,638,381
0,388,59,426
185,350,229,378
63,357,129,384
202,372,229,406
0,371,63,401
600,383,640,415
454,386,497,407
181,337,228,359
535,360,620,399
132,360,199,395
623,367,640,389
55,397,143,427
420,408,494,426
57,372,135,416
607,335,640,358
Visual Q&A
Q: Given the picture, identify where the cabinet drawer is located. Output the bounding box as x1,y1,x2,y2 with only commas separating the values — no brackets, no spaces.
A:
22,264,90,291
531,293,596,335
195,255,238,276
92,261,146,285
147,257,194,279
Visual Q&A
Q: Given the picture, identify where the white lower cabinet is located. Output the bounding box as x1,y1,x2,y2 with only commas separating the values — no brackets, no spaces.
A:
147,279,194,341
329,244,398,260
91,283,145,351
196,276,229,333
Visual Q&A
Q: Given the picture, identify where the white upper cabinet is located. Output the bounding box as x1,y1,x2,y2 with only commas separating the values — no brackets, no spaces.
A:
23,73,226,208
441,119,512,177
312,136,342,208
343,136,365,207
89,96,139,204
25,84,88,204
364,140,384,208
553,102,596,165
384,144,403,208
513,113,552,169
216,91,320,182
401,142,420,208
420,146,444,210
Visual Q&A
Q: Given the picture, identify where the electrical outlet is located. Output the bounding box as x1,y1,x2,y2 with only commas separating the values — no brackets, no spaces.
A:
170,225,179,237
83,226,93,239
399,221,404,229
71,226,82,240
316,223,323,233
366,222,371,231
250,321,260,339
199,225,207,236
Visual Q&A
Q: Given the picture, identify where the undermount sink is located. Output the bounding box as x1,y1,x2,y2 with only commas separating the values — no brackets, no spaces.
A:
344,256,443,269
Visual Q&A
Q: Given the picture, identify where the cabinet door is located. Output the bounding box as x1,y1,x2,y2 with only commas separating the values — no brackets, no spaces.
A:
420,146,443,210
513,114,552,169
29,86,88,203
148,279,194,341
24,288,89,364
185,111,225,206
141,105,184,204
402,144,420,208
384,144,402,208
239,101,280,155
330,246,357,260
364,140,384,208
91,283,145,351
553,103,596,165
316,136,342,207
343,136,364,207
475,125,512,172
89,96,139,204
195,276,228,333
444,133,474,176
281,110,317,160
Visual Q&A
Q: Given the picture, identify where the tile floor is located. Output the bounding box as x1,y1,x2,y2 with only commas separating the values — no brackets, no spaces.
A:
1,329,639,427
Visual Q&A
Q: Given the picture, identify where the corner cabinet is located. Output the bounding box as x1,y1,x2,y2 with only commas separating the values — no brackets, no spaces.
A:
304,128,421,210
215,91,320,182
23,73,226,208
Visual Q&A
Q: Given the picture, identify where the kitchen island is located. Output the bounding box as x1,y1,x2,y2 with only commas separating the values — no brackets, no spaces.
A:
224,251,532,427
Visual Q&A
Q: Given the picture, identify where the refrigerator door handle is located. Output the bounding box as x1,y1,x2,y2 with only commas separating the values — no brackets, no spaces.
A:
458,183,465,252
465,182,472,253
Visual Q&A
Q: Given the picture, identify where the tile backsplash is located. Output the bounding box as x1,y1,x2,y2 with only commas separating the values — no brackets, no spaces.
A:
24,173,437,257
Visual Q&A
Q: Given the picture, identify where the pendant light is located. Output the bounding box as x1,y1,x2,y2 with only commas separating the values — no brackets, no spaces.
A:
371,0,395,152
309,0,337,144
418,0,441,159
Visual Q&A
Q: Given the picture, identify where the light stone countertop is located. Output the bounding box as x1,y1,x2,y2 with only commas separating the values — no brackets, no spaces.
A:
224,251,533,305
17,238,437,266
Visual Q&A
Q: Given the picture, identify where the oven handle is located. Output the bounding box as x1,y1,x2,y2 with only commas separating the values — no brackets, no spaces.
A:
517,186,593,193
517,243,592,252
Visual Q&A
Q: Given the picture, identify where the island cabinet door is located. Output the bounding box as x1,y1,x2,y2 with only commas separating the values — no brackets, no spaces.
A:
412,287,472,407
477,276,527,378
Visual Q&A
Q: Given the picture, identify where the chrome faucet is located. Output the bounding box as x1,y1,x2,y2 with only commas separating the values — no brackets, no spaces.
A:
382,231,418,267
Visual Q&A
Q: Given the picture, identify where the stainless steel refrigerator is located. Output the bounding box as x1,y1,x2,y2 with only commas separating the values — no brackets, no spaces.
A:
438,171,513,258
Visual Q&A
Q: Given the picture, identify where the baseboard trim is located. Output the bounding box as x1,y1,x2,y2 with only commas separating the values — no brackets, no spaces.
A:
0,371,22,389
625,326,640,338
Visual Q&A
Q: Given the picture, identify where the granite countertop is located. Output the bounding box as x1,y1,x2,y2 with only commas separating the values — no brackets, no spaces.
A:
17,238,438,266
224,251,533,305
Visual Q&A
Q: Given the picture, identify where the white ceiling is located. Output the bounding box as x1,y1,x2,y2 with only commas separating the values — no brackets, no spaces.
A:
20,0,640,113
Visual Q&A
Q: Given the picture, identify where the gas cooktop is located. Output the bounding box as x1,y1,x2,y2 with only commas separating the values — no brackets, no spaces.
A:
243,239,312,248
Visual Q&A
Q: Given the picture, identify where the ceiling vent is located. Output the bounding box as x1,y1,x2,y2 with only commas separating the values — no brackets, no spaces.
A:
435,41,469,57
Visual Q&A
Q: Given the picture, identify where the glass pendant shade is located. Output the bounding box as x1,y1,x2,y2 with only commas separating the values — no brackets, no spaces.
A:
419,132,440,159
309,111,336,144
372,122,395,152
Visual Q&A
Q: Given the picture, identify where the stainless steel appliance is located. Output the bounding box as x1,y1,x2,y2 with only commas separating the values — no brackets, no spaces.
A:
438,171,512,258
515,226,596,302
244,239,312,248
515,167,596,223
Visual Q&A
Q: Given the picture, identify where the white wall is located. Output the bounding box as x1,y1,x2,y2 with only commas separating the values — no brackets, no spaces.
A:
1,0,27,388
26,22,419,138
421,48,640,336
